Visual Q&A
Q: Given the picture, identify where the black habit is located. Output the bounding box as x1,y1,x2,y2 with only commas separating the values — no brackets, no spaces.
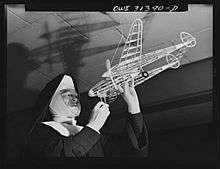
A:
26,73,150,157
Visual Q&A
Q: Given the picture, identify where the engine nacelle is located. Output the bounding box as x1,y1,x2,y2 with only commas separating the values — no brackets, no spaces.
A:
166,54,180,69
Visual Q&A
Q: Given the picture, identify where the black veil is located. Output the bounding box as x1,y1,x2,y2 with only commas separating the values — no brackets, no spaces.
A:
28,73,79,135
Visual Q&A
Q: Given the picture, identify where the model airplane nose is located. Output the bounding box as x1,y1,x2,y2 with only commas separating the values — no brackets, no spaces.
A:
88,89,95,97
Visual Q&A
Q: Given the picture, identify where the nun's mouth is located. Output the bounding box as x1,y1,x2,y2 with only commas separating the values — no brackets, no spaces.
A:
68,105,81,116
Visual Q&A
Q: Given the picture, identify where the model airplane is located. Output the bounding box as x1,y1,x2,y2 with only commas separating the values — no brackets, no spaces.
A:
88,19,197,103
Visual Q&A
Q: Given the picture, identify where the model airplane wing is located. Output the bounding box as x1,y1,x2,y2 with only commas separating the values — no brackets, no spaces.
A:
117,19,143,74
88,18,197,104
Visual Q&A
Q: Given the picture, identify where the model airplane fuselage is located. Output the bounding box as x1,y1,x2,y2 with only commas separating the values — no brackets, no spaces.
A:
88,19,196,103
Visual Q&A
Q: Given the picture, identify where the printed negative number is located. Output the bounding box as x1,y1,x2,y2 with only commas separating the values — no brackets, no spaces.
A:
152,5,164,11
170,5,178,12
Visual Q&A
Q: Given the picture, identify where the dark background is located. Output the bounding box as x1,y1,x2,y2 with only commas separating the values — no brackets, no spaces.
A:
4,4,218,168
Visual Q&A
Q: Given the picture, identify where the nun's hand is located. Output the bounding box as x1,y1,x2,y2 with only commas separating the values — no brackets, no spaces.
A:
118,78,140,114
87,101,110,133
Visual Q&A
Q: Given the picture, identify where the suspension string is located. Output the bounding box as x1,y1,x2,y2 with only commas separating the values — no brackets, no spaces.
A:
193,27,212,35
8,8,32,26
147,27,212,53
139,21,143,71
181,27,212,64
103,96,106,103
110,33,124,65
110,28,125,87
114,26,127,40
54,13,89,40
182,56,191,64
101,12,127,41
71,73,94,89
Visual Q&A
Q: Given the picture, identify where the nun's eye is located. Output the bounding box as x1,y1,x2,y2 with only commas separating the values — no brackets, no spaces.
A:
67,94,78,98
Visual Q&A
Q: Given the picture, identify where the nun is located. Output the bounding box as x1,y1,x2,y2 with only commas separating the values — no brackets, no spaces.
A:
26,73,150,157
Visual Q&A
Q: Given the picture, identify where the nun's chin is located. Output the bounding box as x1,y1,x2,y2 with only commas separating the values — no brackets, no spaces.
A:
74,110,81,117
70,107,81,117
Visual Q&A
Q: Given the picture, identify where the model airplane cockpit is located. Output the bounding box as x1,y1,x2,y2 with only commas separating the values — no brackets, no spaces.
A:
88,19,197,103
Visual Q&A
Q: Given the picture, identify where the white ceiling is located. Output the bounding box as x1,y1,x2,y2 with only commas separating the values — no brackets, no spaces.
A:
7,4,213,93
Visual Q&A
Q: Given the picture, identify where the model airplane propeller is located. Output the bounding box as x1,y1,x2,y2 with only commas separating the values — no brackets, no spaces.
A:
88,19,197,103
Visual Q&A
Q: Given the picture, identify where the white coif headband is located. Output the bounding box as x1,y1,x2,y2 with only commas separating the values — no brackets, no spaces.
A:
49,75,76,107
49,75,77,119
51,75,75,99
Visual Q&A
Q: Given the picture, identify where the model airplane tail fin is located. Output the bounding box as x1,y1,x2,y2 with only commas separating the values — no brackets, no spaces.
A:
119,19,143,69
180,32,196,48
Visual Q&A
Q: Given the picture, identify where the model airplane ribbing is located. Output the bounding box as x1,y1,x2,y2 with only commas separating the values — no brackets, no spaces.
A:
88,19,197,103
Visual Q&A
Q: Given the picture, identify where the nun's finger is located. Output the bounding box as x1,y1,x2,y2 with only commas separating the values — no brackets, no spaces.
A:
117,85,124,93
94,101,105,111
124,81,129,93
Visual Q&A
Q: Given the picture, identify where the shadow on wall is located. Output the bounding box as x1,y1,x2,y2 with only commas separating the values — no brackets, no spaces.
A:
6,43,40,158
30,19,123,80
7,19,122,114
5,19,125,158
7,43,39,113
6,31,90,158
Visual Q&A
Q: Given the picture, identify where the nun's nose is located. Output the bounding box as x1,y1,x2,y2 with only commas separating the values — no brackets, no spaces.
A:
72,97,78,102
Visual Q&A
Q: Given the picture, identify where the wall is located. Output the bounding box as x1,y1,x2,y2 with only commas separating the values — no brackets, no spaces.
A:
6,6,213,113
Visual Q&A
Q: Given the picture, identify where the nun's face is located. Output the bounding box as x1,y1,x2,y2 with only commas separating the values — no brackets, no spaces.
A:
60,88,81,117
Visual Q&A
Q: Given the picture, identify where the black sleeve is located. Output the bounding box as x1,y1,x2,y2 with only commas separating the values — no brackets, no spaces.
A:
27,124,101,157
101,112,150,157
126,112,150,156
